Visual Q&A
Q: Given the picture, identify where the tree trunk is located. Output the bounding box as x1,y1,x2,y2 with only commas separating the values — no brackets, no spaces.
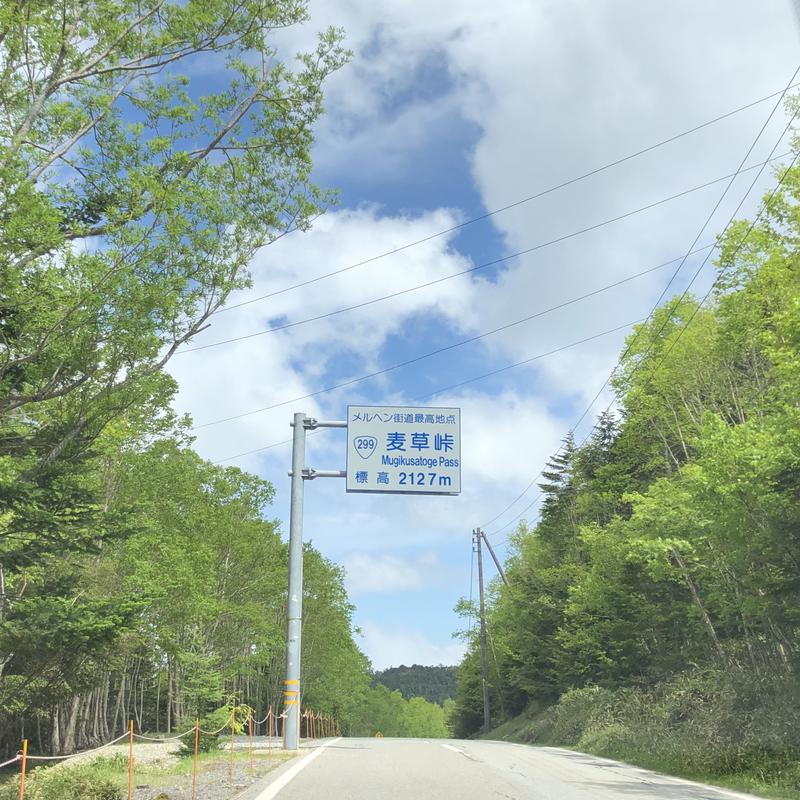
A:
111,673,124,736
102,674,111,740
166,661,172,734
51,705,61,755
155,669,161,734
671,548,727,665
62,695,82,754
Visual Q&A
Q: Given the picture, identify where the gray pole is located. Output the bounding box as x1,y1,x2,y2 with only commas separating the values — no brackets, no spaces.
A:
475,528,491,732
284,412,307,750
480,530,509,587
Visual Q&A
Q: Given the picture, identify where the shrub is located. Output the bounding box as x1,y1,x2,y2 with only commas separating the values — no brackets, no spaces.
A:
0,765,120,800
177,704,243,756
548,686,618,745
577,722,633,757
535,668,800,790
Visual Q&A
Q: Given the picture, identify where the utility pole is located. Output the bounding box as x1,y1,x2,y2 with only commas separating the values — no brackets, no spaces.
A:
474,528,491,732
480,530,509,587
283,412,308,751
284,413,348,751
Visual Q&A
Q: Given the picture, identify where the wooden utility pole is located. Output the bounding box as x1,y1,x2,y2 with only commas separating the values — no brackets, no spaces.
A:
474,528,491,732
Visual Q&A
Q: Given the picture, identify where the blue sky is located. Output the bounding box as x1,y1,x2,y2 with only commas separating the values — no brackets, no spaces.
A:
167,1,800,669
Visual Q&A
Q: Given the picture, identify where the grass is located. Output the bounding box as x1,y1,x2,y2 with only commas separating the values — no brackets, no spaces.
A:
95,748,292,788
482,707,800,800
0,744,293,799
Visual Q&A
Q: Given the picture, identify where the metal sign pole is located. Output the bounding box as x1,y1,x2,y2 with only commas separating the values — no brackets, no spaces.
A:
283,412,307,750
283,416,347,751
281,406,459,748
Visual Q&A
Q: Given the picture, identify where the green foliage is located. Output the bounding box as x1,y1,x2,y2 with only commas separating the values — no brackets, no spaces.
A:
176,706,230,755
454,133,800,795
404,696,449,738
0,434,385,754
502,670,800,793
0,0,362,758
345,685,450,738
373,665,457,704
0,765,121,800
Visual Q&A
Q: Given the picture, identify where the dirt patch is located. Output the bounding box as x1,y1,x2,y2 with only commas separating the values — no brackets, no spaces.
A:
49,737,290,800
132,754,287,800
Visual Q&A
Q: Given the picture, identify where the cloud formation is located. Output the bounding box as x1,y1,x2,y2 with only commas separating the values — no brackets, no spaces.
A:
169,0,799,669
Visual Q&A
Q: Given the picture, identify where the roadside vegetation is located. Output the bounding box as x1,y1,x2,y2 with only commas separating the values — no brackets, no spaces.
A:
452,112,800,798
0,5,453,788
373,665,458,705
0,748,293,800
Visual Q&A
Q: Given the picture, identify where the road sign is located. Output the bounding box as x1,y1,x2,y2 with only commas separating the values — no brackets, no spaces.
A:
346,405,461,495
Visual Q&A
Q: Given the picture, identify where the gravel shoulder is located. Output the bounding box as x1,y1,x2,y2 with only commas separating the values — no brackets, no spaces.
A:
55,736,295,800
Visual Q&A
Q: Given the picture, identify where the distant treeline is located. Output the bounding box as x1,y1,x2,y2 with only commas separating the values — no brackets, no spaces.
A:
374,665,457,705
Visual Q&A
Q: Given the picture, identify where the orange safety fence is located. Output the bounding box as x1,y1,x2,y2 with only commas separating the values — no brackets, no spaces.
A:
302,710,341,740
5,702,340,799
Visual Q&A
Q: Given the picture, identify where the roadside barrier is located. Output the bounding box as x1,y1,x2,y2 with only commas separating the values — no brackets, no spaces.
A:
5,702,341,799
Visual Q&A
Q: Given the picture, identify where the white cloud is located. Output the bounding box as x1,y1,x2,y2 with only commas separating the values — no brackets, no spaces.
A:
167,0,800,668
359,622,465,671
344,552,439,594
275,0,799,413
167,206,476,468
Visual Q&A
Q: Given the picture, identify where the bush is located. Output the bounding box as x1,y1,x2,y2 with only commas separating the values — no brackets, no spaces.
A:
177,703,247,756
530,668,800,791
0,765,120,800
577,722,633,756
547,686,618,745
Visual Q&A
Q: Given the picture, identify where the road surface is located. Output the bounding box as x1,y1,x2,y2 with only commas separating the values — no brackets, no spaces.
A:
240,737,763,800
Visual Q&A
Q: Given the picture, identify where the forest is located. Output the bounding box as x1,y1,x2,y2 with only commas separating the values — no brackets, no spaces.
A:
452,146,800,792
0,0,451,765
374,665,457,705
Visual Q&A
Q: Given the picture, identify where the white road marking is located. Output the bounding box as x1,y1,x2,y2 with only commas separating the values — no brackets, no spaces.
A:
541,747,763,800
254,737,341,799
441,744,465,754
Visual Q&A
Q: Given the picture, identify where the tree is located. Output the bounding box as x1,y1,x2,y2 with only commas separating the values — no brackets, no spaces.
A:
1,0,349,569
453,146,800,752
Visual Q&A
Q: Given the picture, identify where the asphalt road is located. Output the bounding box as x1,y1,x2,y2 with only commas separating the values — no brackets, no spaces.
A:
239,737,764,800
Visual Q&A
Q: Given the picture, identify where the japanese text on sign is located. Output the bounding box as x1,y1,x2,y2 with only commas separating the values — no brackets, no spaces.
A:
346,405,461,495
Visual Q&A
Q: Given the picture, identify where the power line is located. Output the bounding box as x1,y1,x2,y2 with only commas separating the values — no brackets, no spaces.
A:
479,65,799,536
215,436,296,464
213,139,794,470
203,120,788,449
634,153,800,413
180,157,785,354
212,319,639,463
207,84,798,462
482,87,799,540
213,85,799,314
204,317,641,452
487,123,796,540
195,234,721,430
484,130,795,540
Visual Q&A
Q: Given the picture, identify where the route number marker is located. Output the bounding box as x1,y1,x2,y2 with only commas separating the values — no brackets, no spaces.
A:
346,405,461,495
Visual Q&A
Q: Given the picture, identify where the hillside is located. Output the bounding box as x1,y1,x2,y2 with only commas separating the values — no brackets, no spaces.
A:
374,665,458,705
452,170,800,796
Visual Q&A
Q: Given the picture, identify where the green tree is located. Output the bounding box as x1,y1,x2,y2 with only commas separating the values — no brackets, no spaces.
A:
1,0,348,570
453,144,800,763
